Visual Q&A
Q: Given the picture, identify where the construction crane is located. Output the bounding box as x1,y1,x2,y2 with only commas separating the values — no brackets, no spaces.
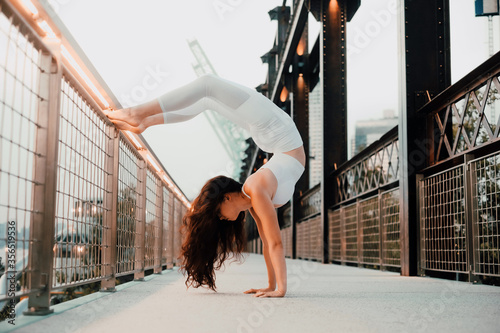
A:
187,38,250,179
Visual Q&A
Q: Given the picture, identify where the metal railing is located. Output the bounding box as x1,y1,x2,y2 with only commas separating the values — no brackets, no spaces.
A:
0,0,190,315
419,151,500,279
323,126,401,269
417,52,500,280
420,52,500,165
336,127,399,203
295,185,322,261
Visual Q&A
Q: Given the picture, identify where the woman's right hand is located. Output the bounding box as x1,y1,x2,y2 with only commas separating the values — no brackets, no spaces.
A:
243,287,275,294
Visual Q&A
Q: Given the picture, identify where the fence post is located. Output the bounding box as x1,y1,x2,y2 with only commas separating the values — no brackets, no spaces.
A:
378,191,384,271
134,159,147,281
464,154,480,283
101,128,119,291
171,196,178,267
416,174,425,276
154,183,164,274
357,199,362,267
340,206,345,264
167,192,175,268
25,45,61,316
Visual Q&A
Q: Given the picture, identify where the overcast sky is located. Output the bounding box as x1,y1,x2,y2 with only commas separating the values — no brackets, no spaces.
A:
53,0,499,199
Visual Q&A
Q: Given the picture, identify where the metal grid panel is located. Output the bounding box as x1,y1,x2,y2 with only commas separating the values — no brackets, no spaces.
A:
161,187,171,266
309,216,322,261
296,221,307,259
0,10,42,299
381,188,401,267
116,137,142,275
328,209,341,261
280,226,292,258
420,166,467,273
144,168,161,270
359,197,379,264
173,199,182,265
52,77,110,288
297,217,322,260
343,203,358,262
471,152,500,276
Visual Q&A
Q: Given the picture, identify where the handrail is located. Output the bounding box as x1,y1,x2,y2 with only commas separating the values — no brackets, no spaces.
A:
418,50,500,165
297,182,321,221
331,126,398,178
418,51,500,116
330,126,399,205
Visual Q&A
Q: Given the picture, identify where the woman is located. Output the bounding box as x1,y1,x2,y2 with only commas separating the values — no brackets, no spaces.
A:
104,74,305,298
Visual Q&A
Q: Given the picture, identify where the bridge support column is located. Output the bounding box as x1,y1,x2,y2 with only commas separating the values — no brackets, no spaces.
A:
397,0,451,275
292,26,310,259
320,0,349,263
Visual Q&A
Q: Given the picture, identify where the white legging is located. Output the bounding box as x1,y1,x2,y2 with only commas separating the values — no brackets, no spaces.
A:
157,74,303,154
156,74,304,205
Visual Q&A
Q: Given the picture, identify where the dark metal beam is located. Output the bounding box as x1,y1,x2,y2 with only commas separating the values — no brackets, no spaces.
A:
270,0,309,103
320,0,348,263
398,0,451,276
292,26,311,259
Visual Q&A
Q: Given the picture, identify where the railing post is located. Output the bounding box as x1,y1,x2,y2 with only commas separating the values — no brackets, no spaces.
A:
340,206,345,264
378,190,384,271
25,44,61,316
464,154,480,283
416,174,425,276
134,159,147,281
101,128,119,291
154,183,164,274
356,199,362,267
169,194,176,267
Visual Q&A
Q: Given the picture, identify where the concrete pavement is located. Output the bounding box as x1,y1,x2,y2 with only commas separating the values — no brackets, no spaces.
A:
3,253,500,333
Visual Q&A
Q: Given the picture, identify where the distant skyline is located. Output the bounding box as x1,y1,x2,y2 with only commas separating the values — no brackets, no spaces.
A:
54,0,499,199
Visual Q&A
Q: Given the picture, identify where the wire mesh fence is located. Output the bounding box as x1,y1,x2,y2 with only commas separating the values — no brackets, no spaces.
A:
0,0,190,311
343,203,358,263
328,209,341,261
115,137,142,276
0,7,43,300
52,76,110,287
420,166,468,273
162,187,172,267
325,188,401,269
144,168,161,270
470,152,500,277
381,188,400,267
359,196,380,265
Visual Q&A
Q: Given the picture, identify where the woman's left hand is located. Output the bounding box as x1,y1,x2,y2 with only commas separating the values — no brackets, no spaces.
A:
254,290,286,298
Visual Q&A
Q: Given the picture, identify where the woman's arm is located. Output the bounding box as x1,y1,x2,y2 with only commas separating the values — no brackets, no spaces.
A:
247,181,287,297
243,207,276,294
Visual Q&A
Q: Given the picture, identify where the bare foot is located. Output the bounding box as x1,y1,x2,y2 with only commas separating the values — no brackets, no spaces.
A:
103,108,142,127
108,118,146,134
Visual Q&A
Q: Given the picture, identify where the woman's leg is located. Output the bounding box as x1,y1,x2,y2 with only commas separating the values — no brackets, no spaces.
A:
104,74,251,129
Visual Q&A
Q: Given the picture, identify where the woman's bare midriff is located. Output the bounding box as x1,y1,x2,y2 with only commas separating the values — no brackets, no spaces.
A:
283,145,306,167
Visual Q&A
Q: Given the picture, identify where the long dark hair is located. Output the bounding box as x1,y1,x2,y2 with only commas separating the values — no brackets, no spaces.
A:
179,175,246,291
